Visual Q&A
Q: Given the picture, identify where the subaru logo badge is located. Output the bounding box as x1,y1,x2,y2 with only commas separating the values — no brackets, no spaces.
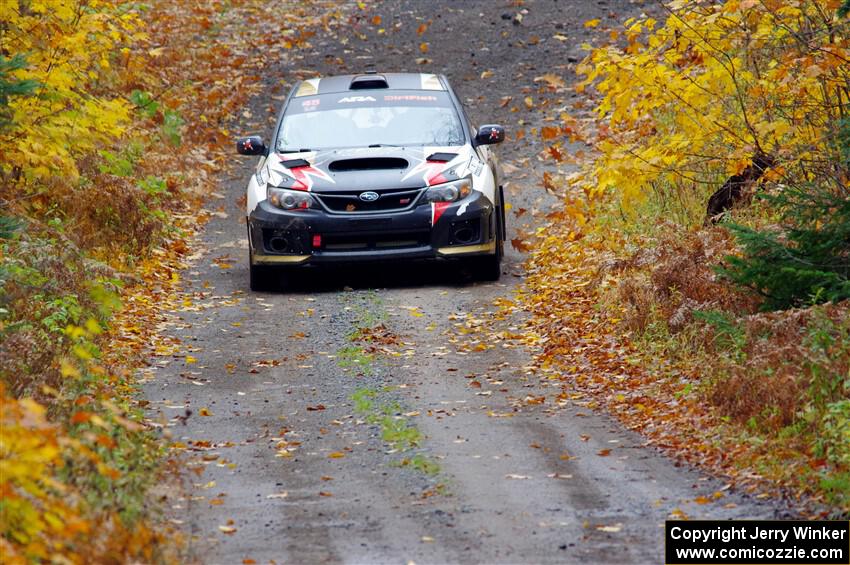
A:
359,191,380,202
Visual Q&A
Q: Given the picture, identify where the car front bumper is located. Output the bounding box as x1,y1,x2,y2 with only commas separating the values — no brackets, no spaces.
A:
248,191,496,266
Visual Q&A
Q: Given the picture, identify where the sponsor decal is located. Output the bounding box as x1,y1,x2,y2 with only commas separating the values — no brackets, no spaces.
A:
383,95,438,102
255,165,270,186
338,95,376,103
301,98,320,111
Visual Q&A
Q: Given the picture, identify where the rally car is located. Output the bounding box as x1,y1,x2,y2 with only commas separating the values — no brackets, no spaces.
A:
236,71,506,291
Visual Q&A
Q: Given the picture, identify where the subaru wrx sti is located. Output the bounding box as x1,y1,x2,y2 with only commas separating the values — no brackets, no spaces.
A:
236,72,506,290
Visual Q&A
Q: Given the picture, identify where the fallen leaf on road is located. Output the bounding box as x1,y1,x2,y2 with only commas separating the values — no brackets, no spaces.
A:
534,73,566,89
541,126,560,140
402,306,424,317
318,491,333,497
505,474,531,480
266,492,288,499
597,449,611,456
219,525,237,534
596,524,622,533
511,238,532,253
328,451,345,459
199,407,212,416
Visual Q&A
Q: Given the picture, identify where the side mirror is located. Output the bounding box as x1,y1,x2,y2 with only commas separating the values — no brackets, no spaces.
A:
475,124,505,145
236,135,267,156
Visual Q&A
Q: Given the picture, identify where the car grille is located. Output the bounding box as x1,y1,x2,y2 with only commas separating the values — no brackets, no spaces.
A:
313,187,425,214
322,230,430,251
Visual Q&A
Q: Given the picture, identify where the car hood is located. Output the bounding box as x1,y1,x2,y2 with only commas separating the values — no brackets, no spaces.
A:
262,145,476,193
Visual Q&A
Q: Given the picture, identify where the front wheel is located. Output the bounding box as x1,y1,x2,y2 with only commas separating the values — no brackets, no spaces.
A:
472,253,501,282
472,208,504,282
250,262,280,292
249,248,286,291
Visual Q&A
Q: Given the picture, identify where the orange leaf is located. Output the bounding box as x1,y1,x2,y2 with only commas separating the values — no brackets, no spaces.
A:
511,238,532,253
541,126,560,141
547,145,565,161
71,411,93,424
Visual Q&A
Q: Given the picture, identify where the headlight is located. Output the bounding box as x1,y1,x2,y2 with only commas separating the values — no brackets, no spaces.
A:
424,176,473,203
267,186,315,210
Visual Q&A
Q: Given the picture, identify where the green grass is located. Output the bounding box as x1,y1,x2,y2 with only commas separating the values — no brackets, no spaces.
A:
396,454,441,476
350,387,438,476
335,345,376,375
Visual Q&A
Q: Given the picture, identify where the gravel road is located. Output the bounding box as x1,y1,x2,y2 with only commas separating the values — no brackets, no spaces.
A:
143,1,785,563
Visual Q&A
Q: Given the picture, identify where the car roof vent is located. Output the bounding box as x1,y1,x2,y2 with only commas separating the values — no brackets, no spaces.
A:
350,74,389,90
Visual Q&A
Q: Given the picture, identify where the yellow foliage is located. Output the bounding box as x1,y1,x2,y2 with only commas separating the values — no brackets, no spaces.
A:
0,388,89,563
575,0,850,208
0,0,143,183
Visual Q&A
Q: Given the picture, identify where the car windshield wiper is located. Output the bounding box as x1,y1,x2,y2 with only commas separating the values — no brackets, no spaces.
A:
278,147,313,153
368,143,404,148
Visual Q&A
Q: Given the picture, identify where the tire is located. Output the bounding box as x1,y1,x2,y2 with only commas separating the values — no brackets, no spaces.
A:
249,247,283,291
472,206,504,282
249,262,279,292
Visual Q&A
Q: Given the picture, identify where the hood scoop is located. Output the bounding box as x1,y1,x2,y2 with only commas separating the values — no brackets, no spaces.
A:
328,157,409,172
426,152,458,163
280,158,311,168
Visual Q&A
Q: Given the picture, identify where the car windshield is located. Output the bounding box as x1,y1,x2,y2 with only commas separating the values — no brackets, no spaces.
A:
277,91,465,151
